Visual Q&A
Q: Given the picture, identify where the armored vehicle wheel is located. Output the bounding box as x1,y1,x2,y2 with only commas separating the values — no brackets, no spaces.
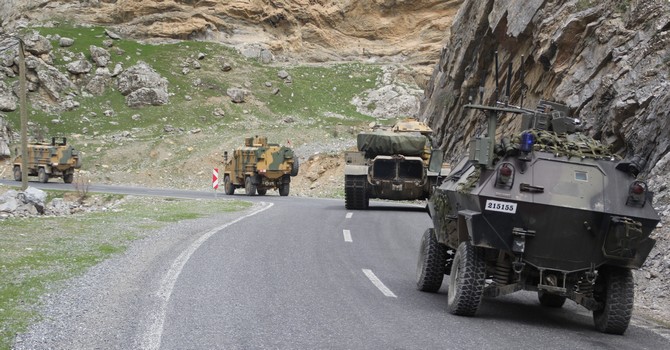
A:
224,175,235,195
447,241,486,316
344,175,368,210
538,290,566,308
593,266,634,334
63,173,74,184
244,176,256,196
257,188,267,196
416,228,447,292
290,157,300,176
279,183,290,196
13,166,21,181
38,168,49,183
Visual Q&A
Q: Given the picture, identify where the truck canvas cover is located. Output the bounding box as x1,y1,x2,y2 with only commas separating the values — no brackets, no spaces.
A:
357,131,426,157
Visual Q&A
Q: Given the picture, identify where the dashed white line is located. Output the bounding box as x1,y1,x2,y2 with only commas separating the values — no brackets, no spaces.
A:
140,202,274,350
343,229,352,242
346,212,353,219
362,269,397,298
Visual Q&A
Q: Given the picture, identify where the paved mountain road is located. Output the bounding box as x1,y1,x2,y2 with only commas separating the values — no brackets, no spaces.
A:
5,180,669,349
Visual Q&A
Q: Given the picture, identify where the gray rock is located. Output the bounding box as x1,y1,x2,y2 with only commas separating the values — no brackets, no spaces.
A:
260,49,274,64
21,187,47,214
0,80,17,112
197,52,206,60
226,88,248,103
23,31,52,55
116,61,169,107
126,87,169,108
37,64,77,101
66,58,93,75
60,98,80,111
59,37,75,47
46,198,71,216
89,45,111,67
105,29,121,40
221,63,232,72
102,39,114,48
111,63,123,77
278,70,290,79
0,190,19,212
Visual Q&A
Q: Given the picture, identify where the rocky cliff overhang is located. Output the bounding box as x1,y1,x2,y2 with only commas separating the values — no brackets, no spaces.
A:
420,0,670,179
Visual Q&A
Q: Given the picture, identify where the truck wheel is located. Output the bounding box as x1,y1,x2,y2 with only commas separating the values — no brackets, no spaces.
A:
290,157,300,176
593,266,634,334
63,173,74,184
13,166,21,181
224,175,235,195
244,176,256,196
416,228,447,293
279,183,290,196
257,188,267,196
538,290,566,308
344,175,368,210
447,241,486,316
38,168,49,183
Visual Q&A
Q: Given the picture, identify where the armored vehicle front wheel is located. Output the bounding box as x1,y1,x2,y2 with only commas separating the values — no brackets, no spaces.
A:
416,228,447,292
257,188,267,196
244,176,256,196
224,175,235,195
13,166,21,181
38,168,49,183
593,266,634,334
63,173,74,184
279,183,290,196
447,241,486,316
538,290,566,308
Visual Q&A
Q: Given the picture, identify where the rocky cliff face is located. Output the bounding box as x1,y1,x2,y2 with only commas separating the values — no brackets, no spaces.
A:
1,0,461,79
420,0,670,321
421,0,669,177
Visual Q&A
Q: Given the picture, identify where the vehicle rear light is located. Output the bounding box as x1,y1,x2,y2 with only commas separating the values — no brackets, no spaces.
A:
495,163,514,189
626,180,647,207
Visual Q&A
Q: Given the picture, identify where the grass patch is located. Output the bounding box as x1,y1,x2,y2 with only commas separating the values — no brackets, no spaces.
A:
0,195,251,350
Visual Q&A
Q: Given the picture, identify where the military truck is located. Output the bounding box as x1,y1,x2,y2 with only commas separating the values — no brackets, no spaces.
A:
13,137,81,183
416,90,660,334
344,119,448,209
222,136,299,196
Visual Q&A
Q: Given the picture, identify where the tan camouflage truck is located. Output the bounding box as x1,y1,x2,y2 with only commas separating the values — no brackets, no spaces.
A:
13,137,82,183
222,136,299,196
344,119,448,209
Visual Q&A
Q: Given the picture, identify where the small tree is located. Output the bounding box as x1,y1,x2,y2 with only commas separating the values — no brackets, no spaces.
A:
72,171,90,204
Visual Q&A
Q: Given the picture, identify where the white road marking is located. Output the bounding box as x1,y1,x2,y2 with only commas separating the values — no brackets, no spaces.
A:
343,229,352,242
140,202,274,350
362,269,397,298
346,212,353,219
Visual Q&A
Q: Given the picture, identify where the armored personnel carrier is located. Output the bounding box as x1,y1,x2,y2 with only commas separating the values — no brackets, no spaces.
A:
222,136,299,196
344,119,447,209
13,137,81,183
416,69,660,334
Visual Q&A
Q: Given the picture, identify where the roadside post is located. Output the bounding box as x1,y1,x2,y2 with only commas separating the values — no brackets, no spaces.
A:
212,168,219,198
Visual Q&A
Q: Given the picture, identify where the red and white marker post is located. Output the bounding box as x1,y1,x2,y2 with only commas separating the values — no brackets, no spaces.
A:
212,168,219,196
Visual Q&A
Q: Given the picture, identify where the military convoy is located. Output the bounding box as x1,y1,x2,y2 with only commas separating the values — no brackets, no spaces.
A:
344,119,447,209
13,137,81,183
416,60,660,334
222,136,299,196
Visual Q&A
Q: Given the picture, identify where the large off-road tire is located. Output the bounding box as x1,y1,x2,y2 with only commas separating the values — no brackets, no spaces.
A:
63,173,74,184
224,175,235,195
38,168,49,183
593,266,634,335
416,228,448,293
344,175,368,210
538,290,566,308
257,188,267,196
290,157,300,177
13,166,21,181
244,176,256,196
447,241,486,316
279,183,290,196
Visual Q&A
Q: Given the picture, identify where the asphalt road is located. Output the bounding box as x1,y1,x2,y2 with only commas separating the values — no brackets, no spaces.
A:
5,180,670,349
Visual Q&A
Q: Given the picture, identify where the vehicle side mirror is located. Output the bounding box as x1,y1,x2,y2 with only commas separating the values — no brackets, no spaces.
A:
428,149,444,173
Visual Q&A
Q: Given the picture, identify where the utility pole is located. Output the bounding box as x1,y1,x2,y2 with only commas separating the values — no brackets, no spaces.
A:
18,38,28,190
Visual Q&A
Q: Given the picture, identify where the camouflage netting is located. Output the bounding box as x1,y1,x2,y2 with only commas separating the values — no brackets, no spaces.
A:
513,130,620,160
357,131,427,158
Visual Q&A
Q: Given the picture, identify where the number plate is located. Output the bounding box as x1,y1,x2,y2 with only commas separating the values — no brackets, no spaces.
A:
485,200,517,214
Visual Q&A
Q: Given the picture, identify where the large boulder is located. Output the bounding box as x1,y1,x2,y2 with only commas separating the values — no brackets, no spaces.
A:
0,115,11,158
22,31,52,56
90,45,111,67
37,63,77,101
86,67,112,95
0,80,17,112
66,57,93,75
116,61,169,107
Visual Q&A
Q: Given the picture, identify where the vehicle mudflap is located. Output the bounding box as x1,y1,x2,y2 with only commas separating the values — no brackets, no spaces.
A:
458,210,512,251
